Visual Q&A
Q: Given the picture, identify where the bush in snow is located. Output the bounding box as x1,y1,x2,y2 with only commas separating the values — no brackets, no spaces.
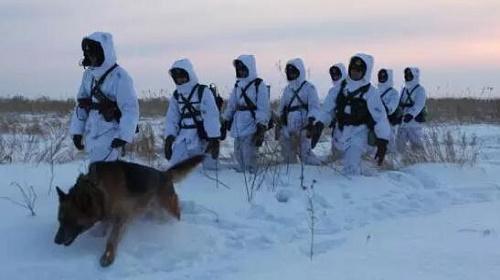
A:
0,182,37,216
399,125,480,166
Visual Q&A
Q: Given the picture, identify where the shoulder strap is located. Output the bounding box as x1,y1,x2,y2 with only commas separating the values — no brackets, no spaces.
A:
287,81,308,109
91,64,119,102
401,84,420,106
237,79,263,119
235,78,262,96
94,64,119,89
346,83,371,99
174,83,200,103
337,79,347,95
197,84,207,102
410,84,420,94
380,87,393,99
293,80,308,95
177,84,201,111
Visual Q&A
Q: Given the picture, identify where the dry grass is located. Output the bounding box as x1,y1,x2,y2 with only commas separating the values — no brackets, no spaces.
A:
399,125,480,166
0,96,74,115
0,95,495,166
427,98,500,123
127,122,161,165
1,95,499,123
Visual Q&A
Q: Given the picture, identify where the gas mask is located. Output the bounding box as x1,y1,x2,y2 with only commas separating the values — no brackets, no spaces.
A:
80,38,105,68
329,66,342,82
285,64,300,81
404,68,414,82
233,59,249,79
378,69,388,83
169,68,190,85
348,56,367,81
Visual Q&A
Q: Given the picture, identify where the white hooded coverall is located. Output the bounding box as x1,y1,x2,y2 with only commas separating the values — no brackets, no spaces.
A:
164,59,221,169
69,32,139,163
377,69,400,153
331,54,391,175
223,55,270,172
397,67,426,152
321,63,347,156
278,58,322,165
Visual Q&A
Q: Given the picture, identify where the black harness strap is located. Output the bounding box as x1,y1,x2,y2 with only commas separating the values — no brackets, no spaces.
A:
175,84,202,129
286,81,308,112
380,87,394,113
236,78,262,119
78,64,119,110
93,64,119,93
400,85,420,108
78,64,123,123
380,87,393,99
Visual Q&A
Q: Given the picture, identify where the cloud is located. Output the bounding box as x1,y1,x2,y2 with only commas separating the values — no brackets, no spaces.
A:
0,0,499,97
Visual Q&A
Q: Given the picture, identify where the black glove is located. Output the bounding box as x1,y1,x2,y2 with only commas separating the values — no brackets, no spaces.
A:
403,114,413,123
311,121,324,149
164,135,175,160
279,113,287,126
374,138,388,166
111,138,127,148
305,117,315,138
206,138,220,159
274,124,281,141
220,120,228,141
252,123,267,147
224,119,233,131
72,135,84,151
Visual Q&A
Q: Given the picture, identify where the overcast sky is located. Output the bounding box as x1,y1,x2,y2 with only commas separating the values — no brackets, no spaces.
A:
1,0,499,99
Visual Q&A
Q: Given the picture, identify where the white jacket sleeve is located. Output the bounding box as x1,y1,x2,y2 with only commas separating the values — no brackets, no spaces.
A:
115,72,139,143
201,87,221,139
69,73,90,136
222,87,237,122
408,87,426,117
255,82,270,125
164,96,180,138
306,84,321,121
278,87,288,116
320,87,338,125
384,88,400,115
367,88,391,141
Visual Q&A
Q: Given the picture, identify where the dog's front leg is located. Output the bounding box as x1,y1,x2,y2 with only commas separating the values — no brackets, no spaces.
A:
90,221,110,238
100,218,126,267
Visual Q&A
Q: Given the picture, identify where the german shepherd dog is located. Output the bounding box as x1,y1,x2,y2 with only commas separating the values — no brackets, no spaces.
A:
54,155,204,267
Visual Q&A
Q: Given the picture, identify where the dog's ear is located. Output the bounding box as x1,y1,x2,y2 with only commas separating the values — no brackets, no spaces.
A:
76,173,86,184
77,170,98,186
56,187,67,202
87,164,99,185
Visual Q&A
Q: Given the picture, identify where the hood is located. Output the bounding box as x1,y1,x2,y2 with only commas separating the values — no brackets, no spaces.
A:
84,32,117,79
169,58,199,93
346,53,374,92
405,67,420,89
286,58,306,89
235,54,258,84
377,68,394,91
330,63,347,87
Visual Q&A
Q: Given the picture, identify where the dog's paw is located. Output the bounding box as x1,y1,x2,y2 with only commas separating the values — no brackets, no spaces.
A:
100,250,115,267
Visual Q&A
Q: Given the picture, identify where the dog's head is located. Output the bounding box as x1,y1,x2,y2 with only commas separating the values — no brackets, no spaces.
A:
54,174,102,246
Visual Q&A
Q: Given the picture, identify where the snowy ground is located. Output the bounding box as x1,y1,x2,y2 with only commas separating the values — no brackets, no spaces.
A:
1,124,500,279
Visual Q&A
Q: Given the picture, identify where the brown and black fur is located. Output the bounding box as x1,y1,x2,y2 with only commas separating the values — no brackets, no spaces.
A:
54,155,204,267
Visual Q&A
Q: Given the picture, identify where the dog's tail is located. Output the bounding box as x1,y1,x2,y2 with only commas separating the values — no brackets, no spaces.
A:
165,154,205,183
